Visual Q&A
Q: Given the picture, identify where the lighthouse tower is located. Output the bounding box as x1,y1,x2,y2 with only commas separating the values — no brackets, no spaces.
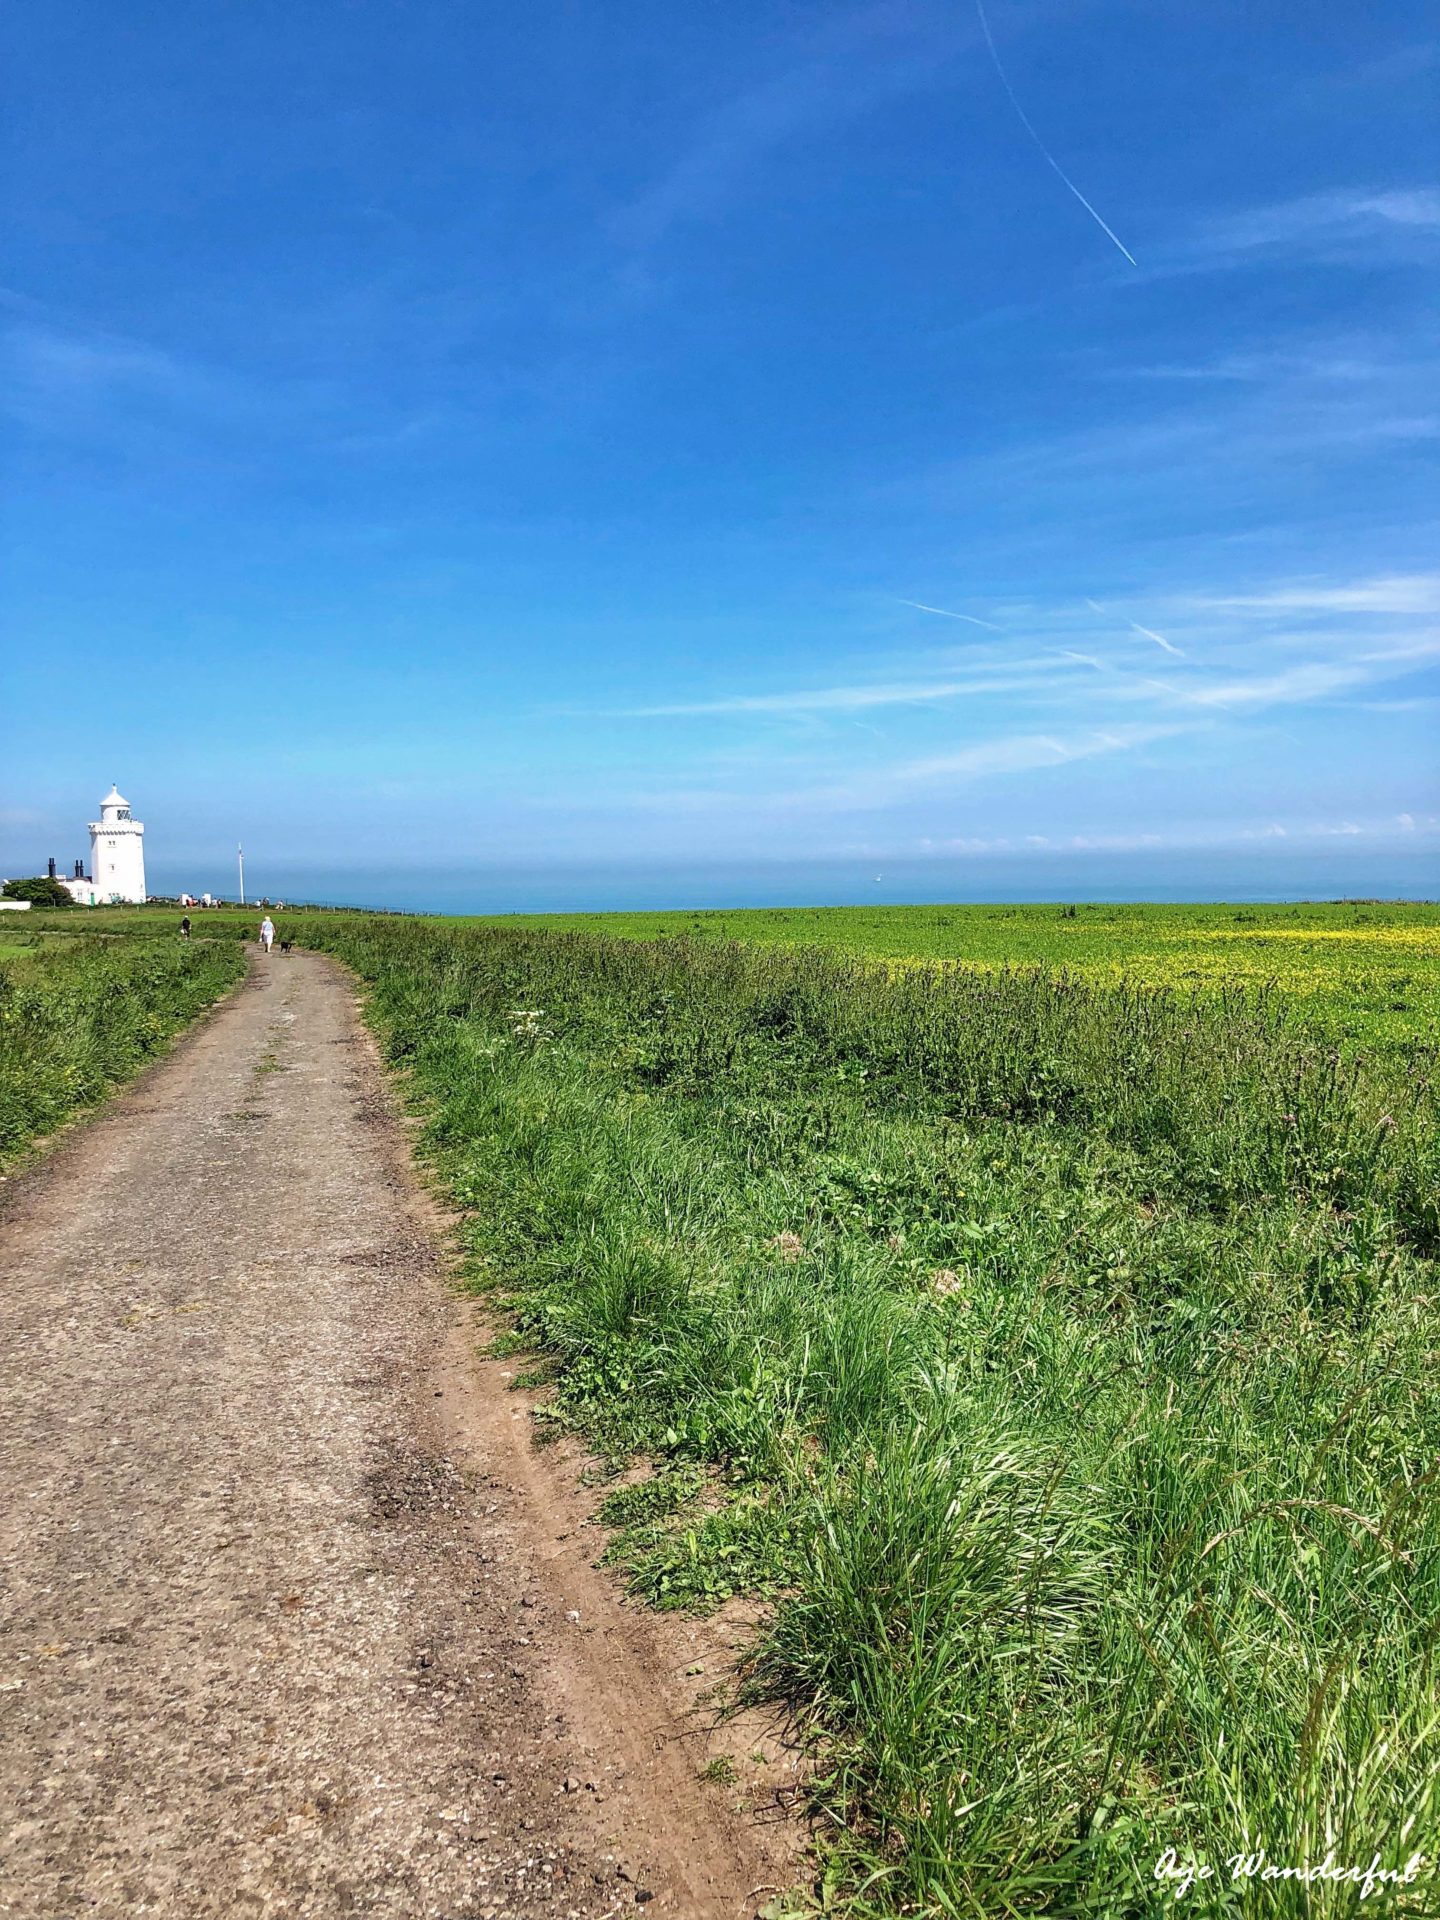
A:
89,785,147,903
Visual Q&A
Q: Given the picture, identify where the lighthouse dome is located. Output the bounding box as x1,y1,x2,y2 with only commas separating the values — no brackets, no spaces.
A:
100,785,131,817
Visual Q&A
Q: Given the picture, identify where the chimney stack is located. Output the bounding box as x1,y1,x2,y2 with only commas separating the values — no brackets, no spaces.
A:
47,857,57,879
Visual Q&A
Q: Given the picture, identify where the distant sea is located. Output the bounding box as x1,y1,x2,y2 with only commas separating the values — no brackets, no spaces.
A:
149,847,1439,915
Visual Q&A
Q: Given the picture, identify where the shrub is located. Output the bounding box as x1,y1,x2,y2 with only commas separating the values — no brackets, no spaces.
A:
2,876,74,908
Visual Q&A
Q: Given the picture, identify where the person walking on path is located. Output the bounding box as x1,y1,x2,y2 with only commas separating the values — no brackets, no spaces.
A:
180,915,191,940
259,914,275,953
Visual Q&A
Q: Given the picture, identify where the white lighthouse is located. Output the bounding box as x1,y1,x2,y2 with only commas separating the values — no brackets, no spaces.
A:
89,785,147,903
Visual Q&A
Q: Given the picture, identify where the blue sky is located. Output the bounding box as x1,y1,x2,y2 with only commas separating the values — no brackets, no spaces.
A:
3,0,1437,906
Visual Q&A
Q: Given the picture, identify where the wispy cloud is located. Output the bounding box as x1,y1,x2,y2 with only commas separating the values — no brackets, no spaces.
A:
1174,186,1440,269
599,568,1438,743
887,369,1440,549
898,722,1183,784
566,558,1438,854
627,720,1194,822
1,320,221,417
895,599,1005,630
0,311,347,447
1149,660,1377,711
607,8,957,252
593,658,1084,719
922,811,1439,857
1126,346,1393,385
1085,596,1183,656
1184,573,1440,615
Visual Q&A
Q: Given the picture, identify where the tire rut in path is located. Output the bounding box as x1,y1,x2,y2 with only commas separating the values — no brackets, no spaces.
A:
0,951,801,1919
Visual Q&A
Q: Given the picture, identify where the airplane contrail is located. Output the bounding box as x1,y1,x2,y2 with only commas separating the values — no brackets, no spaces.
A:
1128,620,1183,657
897,599,1005,630
973,0,1138,268
1086,597,1184,656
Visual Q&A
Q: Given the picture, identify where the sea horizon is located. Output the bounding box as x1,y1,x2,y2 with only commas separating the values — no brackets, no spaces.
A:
138,846,1440,916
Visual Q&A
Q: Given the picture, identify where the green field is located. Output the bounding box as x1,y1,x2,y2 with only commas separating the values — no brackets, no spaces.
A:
454,901,1440,1052
295,912,1438,1916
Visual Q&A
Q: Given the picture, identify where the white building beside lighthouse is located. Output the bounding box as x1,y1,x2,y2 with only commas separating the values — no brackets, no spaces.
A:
87,785,147,903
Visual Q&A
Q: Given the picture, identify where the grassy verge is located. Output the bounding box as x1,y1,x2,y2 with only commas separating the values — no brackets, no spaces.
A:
300,916,1440,1916
0,933,247,1165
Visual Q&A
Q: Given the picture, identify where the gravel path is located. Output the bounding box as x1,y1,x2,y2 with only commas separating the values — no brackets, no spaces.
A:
0,952,798,1920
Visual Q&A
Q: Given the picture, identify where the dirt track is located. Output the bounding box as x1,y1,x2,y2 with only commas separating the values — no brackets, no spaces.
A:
0,951,801,1919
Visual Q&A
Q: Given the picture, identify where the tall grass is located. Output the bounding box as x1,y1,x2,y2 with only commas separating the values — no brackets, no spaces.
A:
443,900,1440,1055
302,918,1440,1915
0,934,245,1162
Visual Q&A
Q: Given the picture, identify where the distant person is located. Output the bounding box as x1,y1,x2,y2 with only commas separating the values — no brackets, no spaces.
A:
259,915,275,953
180,915,191,940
